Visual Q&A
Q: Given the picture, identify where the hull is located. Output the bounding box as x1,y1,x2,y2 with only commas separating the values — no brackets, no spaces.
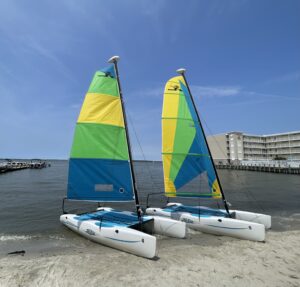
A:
151,215,186,238
146,204,267,242
60,207,186,258
190,205,271,229
229,209,271,229
60,214,157,259
180,213,265,242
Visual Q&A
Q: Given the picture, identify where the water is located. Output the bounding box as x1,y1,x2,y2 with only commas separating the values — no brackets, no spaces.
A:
0,160,299,253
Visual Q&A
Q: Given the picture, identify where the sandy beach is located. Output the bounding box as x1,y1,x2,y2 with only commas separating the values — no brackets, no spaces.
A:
1,229,299,287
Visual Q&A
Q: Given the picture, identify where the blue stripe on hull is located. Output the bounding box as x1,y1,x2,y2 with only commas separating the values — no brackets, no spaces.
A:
206,224,249,230
104,237,140,243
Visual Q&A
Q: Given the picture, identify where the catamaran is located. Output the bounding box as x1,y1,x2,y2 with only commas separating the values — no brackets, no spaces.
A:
60,57,186,259
146,68,271,242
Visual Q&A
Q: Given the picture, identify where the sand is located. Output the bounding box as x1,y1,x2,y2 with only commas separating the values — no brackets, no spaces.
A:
0,230,299,287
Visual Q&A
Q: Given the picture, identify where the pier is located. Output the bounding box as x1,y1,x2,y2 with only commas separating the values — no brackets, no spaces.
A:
0,160,49,173
216,164,300,174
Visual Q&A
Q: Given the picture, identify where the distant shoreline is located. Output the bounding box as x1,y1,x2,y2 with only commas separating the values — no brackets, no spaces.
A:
0,158,163,163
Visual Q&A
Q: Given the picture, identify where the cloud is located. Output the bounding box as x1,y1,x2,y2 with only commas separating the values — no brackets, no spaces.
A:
70,103,81,109
189,84,300,112
201,90,300,109
23,37,75,82
129,85,241,100
138,87,164,98
240,90,300,102
126,86,164,101
190,84,300,102
191,85,241,97
264,72,300,85
0,63,14,78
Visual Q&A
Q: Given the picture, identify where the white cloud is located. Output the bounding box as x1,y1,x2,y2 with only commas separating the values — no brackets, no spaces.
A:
23,37,75,82
191,85,241,97
241,91,300,101
129,85,241,100
190,85,300,102
264,72,300,85
127,86,164,100
70,103,81,109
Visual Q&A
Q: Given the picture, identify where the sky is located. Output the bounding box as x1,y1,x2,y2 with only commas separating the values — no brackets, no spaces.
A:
0,0,299,160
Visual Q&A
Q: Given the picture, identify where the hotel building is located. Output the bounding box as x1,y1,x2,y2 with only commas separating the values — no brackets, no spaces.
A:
207,131,300,163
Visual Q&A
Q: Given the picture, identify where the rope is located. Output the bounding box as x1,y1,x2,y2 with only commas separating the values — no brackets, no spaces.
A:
126,111,162,201
200,114,266,213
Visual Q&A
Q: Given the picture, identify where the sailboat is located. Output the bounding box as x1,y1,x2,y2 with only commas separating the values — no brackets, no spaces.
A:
60,56,186,259
146,68,271,242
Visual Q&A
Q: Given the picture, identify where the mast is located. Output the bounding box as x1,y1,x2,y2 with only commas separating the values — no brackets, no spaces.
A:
176,68,231,217
108,56,142,219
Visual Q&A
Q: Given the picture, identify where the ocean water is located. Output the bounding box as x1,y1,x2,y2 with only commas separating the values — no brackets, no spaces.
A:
0,160,299,254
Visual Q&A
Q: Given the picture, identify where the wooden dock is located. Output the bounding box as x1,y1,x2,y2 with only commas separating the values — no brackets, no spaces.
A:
0,160,49,173
216,164,300,174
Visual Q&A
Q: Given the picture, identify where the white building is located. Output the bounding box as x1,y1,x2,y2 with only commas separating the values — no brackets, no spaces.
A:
207,131,300,163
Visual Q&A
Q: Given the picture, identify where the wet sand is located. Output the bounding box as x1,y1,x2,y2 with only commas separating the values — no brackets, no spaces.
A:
1,230,299,287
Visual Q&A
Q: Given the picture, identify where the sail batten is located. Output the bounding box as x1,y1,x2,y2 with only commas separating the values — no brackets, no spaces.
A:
162,152,210,157
162,117,200,122
162,76,222,199
67,65,135,202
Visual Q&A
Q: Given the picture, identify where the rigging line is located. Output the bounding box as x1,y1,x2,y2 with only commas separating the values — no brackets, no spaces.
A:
180,72,231,217
111,58,142,222
198,196,201,220
243,183,265,213
199,114,228,162
126,111,162,194
200,114,265,213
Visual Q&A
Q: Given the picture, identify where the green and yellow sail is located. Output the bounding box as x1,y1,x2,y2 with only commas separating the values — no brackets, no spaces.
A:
162,76,221,199
67,65,134,202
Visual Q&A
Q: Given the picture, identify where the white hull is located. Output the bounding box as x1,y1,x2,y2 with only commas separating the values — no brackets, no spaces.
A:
181,213,265,241
60,214,157,259
60,208,186,258
146,205,267,242
190,205,271,229
229,209,271,229
151,215,186,238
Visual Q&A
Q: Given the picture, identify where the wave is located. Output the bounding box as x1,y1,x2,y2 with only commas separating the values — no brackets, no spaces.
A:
0,235,37,241
0,234,66,242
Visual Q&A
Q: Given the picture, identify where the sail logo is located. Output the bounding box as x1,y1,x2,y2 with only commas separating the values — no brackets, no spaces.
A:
95,184,113,192
85,229,96,236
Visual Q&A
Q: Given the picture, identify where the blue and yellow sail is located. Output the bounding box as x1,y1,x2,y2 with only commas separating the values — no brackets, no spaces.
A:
67,65,134,202
162,76,221,199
